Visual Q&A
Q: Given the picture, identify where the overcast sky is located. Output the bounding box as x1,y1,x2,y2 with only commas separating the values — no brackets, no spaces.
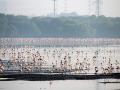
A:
0,0,120,17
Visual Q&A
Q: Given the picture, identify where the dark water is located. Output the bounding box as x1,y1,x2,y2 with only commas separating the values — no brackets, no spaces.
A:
0,79,120,90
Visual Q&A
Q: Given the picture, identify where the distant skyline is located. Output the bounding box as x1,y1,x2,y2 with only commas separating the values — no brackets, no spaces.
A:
0,0,120,17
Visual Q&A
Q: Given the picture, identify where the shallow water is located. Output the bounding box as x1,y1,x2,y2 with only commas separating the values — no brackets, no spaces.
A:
0,39,120,90
0,46,120,73
0,79,120,90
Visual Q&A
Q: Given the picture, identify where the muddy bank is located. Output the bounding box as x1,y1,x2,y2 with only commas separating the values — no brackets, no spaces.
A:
0,73,120,81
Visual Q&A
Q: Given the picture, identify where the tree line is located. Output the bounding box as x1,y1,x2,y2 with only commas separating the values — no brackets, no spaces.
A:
0,13,120,38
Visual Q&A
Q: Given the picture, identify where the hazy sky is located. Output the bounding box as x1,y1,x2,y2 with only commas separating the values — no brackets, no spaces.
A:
0,0,120,17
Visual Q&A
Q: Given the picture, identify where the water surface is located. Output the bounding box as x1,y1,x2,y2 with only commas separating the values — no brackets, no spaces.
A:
0,79,120,90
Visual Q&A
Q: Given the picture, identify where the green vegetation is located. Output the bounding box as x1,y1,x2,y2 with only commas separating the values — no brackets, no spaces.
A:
0,13,120,38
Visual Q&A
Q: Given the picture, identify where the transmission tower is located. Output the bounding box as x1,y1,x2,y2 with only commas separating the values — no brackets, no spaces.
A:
89,0,91,15
52,0,57,16
96,0,102,16
64,0,68,13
